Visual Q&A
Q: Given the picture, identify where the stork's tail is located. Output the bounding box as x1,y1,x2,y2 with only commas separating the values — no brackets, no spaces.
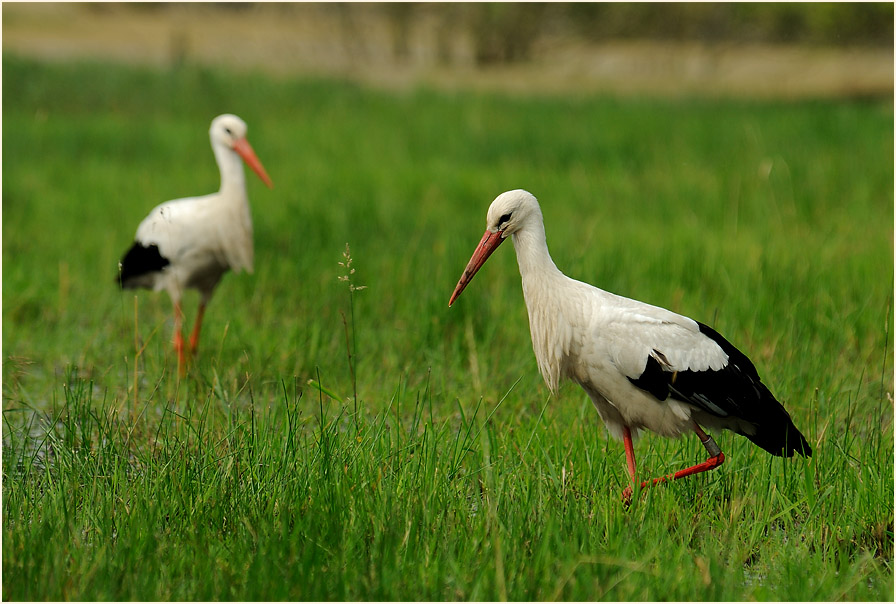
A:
741,382,812,457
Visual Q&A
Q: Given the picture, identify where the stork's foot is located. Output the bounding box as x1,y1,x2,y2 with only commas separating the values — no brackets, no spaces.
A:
620,452,725,503
620,422,726,503
620,478,651,505
621,485,634,506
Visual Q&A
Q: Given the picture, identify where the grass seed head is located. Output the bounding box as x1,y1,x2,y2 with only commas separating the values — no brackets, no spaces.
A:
338,243,367,293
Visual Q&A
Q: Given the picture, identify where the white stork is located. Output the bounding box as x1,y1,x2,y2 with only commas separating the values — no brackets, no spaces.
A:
449,189,811,499
117,114,273,372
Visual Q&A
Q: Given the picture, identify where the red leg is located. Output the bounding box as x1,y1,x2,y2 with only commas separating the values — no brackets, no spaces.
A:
621,422,725,502
173,300,186,375
621,425,638,502
622,425,638,482
647,423,725,486
666,423,725,480
188,301,207,356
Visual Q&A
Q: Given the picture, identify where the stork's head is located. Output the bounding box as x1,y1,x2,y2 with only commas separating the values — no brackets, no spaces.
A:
210,114,249,146
449,189,541,306
210,114,273,188
484,189,542,237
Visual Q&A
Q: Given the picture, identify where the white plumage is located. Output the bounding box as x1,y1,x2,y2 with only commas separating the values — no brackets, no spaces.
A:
117,114,273,371
450,189,810,497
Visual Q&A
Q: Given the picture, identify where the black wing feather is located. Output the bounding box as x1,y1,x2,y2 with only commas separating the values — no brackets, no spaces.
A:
116,242,170,288
627,354,672,402
627,321,812,458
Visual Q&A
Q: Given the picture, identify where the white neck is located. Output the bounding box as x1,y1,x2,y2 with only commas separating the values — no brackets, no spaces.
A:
212,142,247,195
511,219,564,284
511,219,575,393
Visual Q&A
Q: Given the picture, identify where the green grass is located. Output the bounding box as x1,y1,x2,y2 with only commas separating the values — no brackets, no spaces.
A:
3,55,893,600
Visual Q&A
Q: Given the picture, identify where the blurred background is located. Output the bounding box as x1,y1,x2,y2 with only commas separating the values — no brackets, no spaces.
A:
3,2,893,99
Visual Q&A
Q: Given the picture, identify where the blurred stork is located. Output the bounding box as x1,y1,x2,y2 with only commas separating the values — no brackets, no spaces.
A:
117,114,273,373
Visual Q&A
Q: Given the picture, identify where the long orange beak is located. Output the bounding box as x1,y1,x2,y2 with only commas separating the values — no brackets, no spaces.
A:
233,137,274,188
448,229,507,306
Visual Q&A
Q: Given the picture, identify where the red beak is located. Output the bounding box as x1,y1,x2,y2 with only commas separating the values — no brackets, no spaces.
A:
448,229,507,306
233,137,274,189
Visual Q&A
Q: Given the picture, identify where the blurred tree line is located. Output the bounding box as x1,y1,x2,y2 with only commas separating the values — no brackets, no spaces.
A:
455,2,894,64
125,2,894,66
562,3,893,46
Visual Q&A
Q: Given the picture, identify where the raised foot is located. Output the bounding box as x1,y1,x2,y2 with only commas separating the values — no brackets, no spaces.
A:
620,452,726,504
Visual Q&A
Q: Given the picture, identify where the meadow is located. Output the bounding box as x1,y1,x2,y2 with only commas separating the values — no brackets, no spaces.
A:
2,55,893,600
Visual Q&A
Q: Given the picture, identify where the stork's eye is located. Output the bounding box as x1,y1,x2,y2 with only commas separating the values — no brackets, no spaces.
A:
224,127,233,136
498,212,512,227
